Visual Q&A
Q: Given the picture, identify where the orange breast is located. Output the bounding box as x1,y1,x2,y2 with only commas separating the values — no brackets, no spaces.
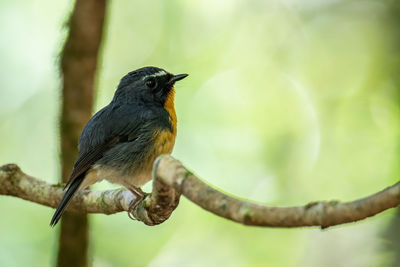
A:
164,87,177,135
152,86,177,157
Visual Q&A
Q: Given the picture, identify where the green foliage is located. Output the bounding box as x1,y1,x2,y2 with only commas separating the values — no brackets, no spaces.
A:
0,0,399,266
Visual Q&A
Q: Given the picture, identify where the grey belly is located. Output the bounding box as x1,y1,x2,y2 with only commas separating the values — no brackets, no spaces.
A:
93,140,154,188
81,131,175,190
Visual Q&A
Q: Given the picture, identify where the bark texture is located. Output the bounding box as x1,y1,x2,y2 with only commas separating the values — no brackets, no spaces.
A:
1,155,399,229
58,0,107,266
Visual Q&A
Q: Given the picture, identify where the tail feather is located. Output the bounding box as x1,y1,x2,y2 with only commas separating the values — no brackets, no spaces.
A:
50,176,84,227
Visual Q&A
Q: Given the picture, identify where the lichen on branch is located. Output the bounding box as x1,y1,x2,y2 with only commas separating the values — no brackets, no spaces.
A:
1,155,399,229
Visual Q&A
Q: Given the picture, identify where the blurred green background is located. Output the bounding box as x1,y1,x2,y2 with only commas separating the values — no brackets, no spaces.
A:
0,0,399,266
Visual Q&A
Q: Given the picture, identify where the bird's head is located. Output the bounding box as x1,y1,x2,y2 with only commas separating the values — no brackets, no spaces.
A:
114,66,188,107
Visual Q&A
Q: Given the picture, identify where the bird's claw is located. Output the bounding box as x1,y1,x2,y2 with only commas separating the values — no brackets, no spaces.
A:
127,187,147,220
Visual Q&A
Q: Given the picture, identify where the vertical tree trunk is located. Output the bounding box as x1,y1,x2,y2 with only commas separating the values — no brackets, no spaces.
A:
58,1,107,266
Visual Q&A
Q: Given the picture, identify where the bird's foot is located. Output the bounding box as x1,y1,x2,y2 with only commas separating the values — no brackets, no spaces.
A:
127,186,147,220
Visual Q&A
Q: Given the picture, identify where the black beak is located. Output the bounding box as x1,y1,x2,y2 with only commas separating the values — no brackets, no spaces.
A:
168,73,188,84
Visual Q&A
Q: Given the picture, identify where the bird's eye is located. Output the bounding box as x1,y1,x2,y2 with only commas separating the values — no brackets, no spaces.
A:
145,78,157,89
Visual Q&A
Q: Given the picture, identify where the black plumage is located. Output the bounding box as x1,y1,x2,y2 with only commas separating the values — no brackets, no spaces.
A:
50,66,187,226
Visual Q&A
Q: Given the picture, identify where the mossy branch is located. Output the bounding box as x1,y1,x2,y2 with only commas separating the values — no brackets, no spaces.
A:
1,155,399,229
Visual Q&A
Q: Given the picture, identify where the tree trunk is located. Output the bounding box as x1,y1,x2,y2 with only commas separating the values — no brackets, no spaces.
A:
58,0,107,266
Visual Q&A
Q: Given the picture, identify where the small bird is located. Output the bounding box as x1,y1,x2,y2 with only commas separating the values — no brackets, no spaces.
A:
50,66,188,226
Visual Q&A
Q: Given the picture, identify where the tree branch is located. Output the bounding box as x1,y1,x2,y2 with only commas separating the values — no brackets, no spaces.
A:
1,156,399,229
0,164,134,214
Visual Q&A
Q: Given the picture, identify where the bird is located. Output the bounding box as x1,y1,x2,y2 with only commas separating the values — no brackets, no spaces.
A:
50,66,188,226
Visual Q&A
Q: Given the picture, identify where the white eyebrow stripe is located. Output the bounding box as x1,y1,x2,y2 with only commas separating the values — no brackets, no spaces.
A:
142,70,168,80
153,70,167,77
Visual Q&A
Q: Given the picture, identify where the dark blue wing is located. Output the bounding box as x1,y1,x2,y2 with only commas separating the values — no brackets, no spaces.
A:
64,103,146,188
